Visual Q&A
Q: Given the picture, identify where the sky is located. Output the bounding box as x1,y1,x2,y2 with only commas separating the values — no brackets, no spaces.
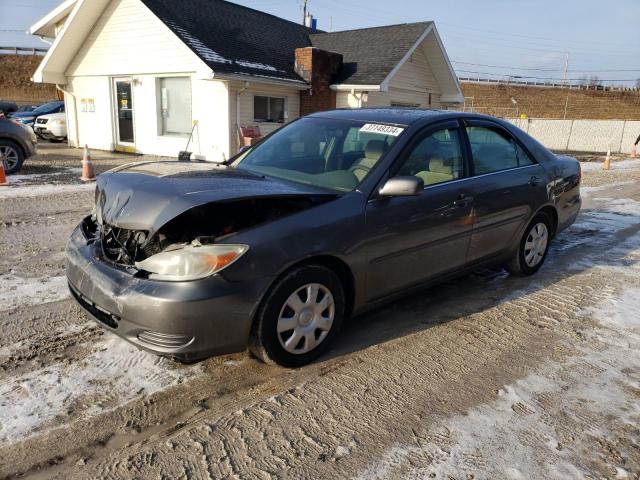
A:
1,0,639,84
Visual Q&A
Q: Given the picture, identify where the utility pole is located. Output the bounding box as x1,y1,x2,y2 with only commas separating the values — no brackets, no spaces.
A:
302,0,308,25
562,53,570,85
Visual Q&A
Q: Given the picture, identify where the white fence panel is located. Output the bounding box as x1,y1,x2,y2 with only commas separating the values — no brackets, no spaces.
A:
621,121,640,154
567,120,624,153
507,118,640,153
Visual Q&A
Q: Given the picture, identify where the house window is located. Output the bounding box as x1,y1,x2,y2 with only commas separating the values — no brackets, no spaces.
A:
158,77,191,135
254,95,286,123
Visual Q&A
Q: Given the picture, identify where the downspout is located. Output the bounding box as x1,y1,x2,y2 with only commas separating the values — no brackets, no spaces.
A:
236,81,250,151
56,84,80,147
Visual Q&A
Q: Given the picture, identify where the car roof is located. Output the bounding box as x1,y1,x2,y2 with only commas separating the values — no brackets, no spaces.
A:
307,108,500,127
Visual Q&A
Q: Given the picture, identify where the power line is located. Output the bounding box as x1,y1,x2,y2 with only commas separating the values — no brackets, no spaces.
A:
452,61,640,73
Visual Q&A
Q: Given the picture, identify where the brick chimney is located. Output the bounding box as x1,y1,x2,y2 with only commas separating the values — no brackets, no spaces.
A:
294,47,343,116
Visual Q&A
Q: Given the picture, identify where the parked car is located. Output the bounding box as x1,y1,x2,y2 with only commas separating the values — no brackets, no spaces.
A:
0,101,18,116
34,112,67,143
11,100,64,128
14,104,41,114
0,116,38,174
66,109,581,367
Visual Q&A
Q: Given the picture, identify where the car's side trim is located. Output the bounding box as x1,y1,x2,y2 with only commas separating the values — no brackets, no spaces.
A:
369,229,471,264
417,164,541,192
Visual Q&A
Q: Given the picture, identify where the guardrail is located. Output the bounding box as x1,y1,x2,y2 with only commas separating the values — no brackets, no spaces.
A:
459,77,639,93
0,46,48,56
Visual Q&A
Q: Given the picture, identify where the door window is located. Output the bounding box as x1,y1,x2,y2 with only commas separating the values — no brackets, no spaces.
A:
115,80,134,144
466,126,528,175
395,127,464,186
516,142,535,166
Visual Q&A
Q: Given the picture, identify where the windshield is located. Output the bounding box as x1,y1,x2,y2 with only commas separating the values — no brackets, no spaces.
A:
232,117,405,192
33,102,60,114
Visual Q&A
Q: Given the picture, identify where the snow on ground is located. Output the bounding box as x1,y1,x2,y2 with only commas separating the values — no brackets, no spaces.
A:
360,185,640,480
0,274,68,311
0,335,201,444
0,182,95,199
8,167,82,184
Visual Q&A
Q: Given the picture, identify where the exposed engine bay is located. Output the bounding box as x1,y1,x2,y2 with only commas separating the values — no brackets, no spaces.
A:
88,196,333,267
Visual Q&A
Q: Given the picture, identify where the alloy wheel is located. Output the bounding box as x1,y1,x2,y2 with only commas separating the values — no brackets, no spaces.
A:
277,283,335,354
0,146,19,171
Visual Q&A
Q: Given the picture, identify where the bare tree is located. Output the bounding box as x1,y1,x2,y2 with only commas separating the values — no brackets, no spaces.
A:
588,75,602,87
636,78,640,89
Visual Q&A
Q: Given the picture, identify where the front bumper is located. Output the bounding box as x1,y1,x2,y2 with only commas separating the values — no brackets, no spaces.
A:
66,222,266,362
35,125,65,139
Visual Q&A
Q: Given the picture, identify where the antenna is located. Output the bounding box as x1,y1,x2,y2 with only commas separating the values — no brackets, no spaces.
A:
302,0,308,25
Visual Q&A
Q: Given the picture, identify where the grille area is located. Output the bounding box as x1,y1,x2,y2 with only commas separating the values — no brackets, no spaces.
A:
137,331,194,349
101,224,156,266
69,282,120,329
36,118,48,125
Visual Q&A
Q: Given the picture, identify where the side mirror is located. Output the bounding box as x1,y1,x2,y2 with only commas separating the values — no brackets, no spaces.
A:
378,176,424,197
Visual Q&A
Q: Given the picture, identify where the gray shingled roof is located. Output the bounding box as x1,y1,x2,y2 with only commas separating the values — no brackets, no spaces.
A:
142,0,314,83
142,0,431,86
310,22,432,85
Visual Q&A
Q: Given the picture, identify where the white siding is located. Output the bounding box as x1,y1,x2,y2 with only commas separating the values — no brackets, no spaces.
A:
63,0,232,160
335,39,443,110
228,81,301,155
67,0,208,77
66,75,230,161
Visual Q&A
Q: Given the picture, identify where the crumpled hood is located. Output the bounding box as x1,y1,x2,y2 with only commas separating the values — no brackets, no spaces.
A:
95,161,334,235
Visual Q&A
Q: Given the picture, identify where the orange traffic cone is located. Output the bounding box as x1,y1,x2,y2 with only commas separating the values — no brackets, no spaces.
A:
80,145,96,182
603,149,611,170
0,152,8,186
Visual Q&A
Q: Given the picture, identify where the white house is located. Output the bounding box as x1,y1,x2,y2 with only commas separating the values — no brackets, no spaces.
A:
30,0,463,161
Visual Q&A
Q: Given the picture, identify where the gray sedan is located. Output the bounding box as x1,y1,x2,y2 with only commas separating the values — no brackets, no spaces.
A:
0,117,38,174
66,109,581,367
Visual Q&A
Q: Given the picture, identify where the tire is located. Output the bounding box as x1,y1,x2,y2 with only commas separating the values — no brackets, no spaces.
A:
506,212,552,277
249,264,345,367
0,139,25,174
50,137,66,143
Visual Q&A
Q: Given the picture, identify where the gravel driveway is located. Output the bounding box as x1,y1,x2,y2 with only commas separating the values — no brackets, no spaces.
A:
1,146,639,479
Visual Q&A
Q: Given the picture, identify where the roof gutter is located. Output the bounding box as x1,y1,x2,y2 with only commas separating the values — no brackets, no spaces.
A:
211,72,309,90
56,84,80,147
330,84,382,92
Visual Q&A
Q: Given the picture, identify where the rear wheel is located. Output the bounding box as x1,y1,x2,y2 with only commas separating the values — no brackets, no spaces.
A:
506,212,551,276
249,265,344,367
0,139,25,174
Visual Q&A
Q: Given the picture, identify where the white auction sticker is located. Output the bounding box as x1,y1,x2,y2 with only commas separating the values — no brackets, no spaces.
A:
360,123,405,136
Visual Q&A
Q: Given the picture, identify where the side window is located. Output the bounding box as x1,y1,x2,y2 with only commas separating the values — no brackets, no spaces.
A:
516,143,535,167
466,126,519,175
396,128,464,186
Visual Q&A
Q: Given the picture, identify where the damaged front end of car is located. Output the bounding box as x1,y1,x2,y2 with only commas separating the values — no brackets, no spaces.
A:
87,195,332,279
67,161,341,361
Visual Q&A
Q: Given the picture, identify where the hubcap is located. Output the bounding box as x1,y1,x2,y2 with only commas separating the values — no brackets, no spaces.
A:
0,146,19,170
277,283,335,355
524,222,549,267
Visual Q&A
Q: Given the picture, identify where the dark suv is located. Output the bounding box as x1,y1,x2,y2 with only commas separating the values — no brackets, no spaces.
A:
1,117,38,174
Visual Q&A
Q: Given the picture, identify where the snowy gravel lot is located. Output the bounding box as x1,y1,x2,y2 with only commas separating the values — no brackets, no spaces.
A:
1,146,639,479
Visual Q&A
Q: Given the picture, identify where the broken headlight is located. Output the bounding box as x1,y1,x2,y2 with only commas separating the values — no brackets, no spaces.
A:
134,244,248,281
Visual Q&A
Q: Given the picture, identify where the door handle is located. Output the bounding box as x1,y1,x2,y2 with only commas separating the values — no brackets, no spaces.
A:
528,176,540,187
454,194,474,207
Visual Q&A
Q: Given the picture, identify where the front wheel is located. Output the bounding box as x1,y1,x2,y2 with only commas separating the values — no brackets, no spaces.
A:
249,265,345,367
506,213,552,276
0,139,25,174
